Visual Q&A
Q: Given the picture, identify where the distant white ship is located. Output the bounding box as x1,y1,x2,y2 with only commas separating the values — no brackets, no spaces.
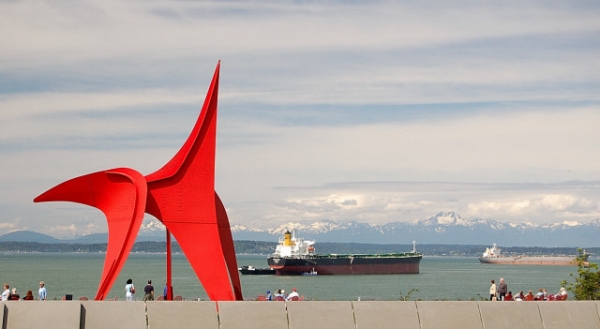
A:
479,243,588,266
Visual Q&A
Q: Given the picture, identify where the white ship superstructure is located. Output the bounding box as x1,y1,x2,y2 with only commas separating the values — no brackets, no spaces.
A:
273,230,315,258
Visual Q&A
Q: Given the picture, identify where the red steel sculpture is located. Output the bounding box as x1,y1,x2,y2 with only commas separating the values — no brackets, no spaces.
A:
34,62,243,301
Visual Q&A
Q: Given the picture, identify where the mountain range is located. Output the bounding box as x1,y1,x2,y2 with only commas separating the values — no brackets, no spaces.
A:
230,212,600,248
1,212,599,248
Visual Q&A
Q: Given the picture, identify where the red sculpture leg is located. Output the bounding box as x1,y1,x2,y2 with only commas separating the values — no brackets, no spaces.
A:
215,193,243,299
145,61,242,300
34,168,147,300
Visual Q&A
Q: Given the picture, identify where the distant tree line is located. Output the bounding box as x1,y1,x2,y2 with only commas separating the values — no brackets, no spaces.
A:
0,242,108,253
0,240,597,257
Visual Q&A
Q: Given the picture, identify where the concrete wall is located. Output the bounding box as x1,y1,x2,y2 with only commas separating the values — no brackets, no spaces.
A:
1,301,600,329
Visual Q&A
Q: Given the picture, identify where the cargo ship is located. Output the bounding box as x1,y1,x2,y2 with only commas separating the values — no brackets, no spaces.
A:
266,230,422,275
479,243,589,266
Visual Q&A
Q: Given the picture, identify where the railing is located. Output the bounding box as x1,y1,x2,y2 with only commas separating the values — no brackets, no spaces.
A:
1,300,599,329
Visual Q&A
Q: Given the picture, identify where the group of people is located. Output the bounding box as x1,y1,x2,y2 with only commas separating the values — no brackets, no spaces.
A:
489,278,568,301
125,279,175,301
125,279,157,301
266,287,301,301
509,287,568,301
2,278,170,302
1,281,46,301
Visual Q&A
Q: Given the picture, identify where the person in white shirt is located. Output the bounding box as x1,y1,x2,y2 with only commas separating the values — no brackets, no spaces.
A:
38,281,47,300
125,278,136,301
286,287,300,301
1,284,10,301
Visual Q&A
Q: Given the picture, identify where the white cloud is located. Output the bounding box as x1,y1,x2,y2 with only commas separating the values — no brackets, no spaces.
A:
466,200,532,216
560,220,580,227
47,224,78,236
539,195,596,212
0,219,23,231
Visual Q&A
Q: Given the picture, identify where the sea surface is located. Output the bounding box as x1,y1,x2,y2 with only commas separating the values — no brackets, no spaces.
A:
0,253,592,301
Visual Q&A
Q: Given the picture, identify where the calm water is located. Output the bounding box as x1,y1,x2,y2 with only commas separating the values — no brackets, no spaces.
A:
0,253,589,301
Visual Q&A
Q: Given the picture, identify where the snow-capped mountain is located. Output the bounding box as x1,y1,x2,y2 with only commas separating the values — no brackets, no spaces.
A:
139,217,166,235
231,212,600,247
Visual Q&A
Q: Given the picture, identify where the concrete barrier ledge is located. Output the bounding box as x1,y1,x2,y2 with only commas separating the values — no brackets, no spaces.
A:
1,300,599,329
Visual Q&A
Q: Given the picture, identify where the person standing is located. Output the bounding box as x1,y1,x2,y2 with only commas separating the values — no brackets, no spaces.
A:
143,280,154,301
2,284,10,301
38,281,47,301
497,278,508,301
125,278,136,301
489,279,497,301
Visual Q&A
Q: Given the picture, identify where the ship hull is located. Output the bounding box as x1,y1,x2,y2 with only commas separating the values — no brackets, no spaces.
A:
479,256,580,266
267,254,422,275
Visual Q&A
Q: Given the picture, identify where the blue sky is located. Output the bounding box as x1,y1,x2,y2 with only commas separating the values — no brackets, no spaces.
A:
1,1,599,238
